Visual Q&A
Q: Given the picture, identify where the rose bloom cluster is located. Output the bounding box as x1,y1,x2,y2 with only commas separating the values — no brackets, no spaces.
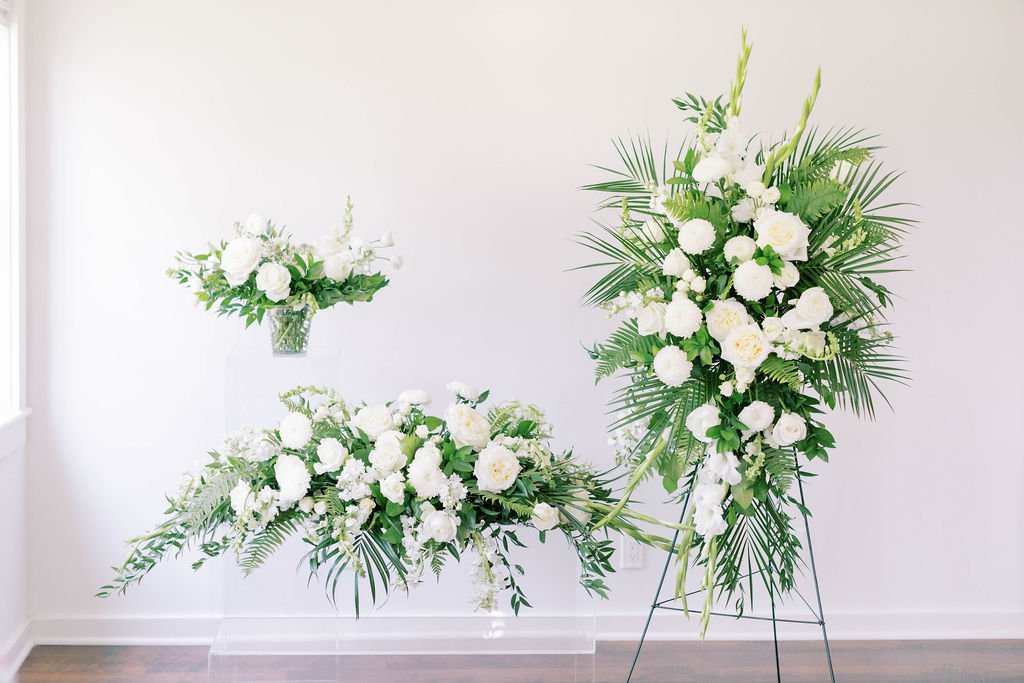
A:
104,383,629,614
169,199,398,326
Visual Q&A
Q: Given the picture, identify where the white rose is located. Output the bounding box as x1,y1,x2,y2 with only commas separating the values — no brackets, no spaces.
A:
686,403,721,443
738,401,775,432
229,481,253,515
653,345,693,387
760,317,783,342
314,437,347,474
753,209,810,261
220,237,262,286
255,262,292,302
274,453,312,508
731,198,757,224
323,253,354,281
446,381,481,402
445,403,491,449
723,235,757,263
380,471,407,505
705,298,750,342
689,276,706,293
733,261,774,301
368,430,407,474
408,444,447,498
352,404,395,440
692,154,731,184
279,412,313,449
762,186,781,204
559,490,593,526
677,219,717,255
772,412,808,446
638,218,666,243
298,496,314,514
313,500,327,516
314,236,345,260
422,505,459,543
635,302,667,337
664,296,702,338
397,389,431,406
531,502,560,531
774,261,800,289
244,214,266,233
721,323,771,370
785,287,834,329
473,443,521,493
662,248,690,277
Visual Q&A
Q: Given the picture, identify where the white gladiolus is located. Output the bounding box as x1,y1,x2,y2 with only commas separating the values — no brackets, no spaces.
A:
664,296,703,338
705,298,750,342
653,345,693,387
772,412,808,446
220,237,262,286
723,235,757,263
753,209,810,261
255,262,292,302
473,443,521,493
662,248,690,277
706,450,742,486
738,400,775,432
274,453,312,508
677,219,717,255
351,404,395,440
531,502,560,531
636,302,667,337
279,412,313,449
686,403,721,443
733,261,775,301
721,323,772,370
445,403,491,449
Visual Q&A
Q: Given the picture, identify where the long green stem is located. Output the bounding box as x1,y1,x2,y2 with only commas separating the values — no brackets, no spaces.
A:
762,68,822,184
591,437,667,530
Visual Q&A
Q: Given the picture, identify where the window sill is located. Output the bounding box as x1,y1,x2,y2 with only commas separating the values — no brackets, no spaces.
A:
0,407,29,461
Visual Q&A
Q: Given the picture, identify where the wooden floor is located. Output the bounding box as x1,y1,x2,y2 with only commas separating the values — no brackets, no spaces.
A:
14,640,1024,682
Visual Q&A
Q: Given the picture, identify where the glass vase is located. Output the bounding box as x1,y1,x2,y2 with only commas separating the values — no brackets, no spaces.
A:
267,305,313,356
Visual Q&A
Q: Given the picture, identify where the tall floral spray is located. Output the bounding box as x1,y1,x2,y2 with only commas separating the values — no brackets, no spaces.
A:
578,32,911,635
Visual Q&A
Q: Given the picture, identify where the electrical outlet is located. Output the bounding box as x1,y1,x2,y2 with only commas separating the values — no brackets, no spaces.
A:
619,535,644,569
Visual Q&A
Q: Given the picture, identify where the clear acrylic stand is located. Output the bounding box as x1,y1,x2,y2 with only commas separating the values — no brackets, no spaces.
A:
212,346,597,682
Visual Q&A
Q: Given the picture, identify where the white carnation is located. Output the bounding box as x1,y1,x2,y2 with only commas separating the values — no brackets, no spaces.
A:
635,302,667,337
397,389,431,406
473,443,521,493
692,154,731,184
279,412,313,449
731,198,757,224
274,453,312,508
531,502,560,531
677,219,716,255
662,248,690,277
733,261,774,301
738,400,775,432
653,345,693,387
352,404,395,440
723,235,756,263
255,262,292,302
445,403,491,450
705,298,750,342
753,209,810,261
772,413,807,446
686,403,721,443
664,296,702,338
721,323,771,370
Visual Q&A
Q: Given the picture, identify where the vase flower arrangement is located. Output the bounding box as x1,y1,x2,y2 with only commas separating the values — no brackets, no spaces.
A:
100,383,671,613
170,198,398,355
579,32,911,634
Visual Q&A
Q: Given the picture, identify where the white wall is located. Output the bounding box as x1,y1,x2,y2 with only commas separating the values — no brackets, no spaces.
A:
24,0,1024,643
0,441,29,678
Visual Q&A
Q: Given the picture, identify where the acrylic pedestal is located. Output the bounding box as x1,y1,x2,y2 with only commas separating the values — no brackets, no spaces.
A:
215,346,597,682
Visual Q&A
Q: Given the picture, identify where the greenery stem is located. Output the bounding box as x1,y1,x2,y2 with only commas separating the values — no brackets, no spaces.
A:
591,437,667,530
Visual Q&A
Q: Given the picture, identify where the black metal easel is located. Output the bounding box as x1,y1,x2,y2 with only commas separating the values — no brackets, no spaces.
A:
625,472,836,682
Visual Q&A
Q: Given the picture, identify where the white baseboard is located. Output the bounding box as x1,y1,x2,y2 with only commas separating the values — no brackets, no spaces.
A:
22,609,1024,649
0,621,32,683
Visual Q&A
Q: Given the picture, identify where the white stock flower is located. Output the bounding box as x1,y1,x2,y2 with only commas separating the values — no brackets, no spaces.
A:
531,502,560,531
421,504,460,543
352,404,395,440
721,323,771,370
473,443,521,493
380,472,406,504
255,262,292,302
636,302,667,337
774,261,800,289
677,219,717,255
706,298,750,342
662,248,689,277
753,209,810,261
664,296,702,338
314,437,347,474
220,237,262,286
782,287,834,330
445,403,491,449
279,412,313,449
692,154,731,184
229,481,253,515
397,389,431,406
368,430,407,474
408,443,447,498
686,403,721,443
723,235,757,263
733,261,774,301
772,413,808,446
653,345,693,387
738,401,775,432
323,253,354,281
274,453,312,508
446,381,481,402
